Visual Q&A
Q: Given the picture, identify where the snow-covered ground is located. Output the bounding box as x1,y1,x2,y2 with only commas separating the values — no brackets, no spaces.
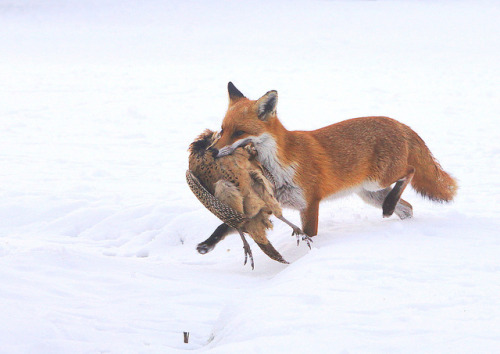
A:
1,0,499,352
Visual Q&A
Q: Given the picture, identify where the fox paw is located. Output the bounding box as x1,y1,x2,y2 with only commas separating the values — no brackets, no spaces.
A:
395,205,413,220
196,242,214,254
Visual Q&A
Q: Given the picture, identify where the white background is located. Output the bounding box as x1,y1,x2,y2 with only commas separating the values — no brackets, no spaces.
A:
1,0,499,352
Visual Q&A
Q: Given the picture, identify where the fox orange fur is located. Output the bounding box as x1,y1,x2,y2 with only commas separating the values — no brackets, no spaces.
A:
210,82,458,238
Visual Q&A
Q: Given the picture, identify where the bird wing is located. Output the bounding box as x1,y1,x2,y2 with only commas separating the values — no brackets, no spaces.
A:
186,170,246,229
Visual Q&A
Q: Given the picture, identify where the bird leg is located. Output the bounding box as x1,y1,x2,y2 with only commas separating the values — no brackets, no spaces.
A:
238,230,254,270
276,215,313,249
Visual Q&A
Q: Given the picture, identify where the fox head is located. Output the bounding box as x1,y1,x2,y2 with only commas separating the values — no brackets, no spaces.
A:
211,82,280,157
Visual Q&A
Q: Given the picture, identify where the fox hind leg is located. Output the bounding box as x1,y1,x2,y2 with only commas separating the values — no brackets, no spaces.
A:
357,187,413,220
394,198,413,220
382,167,415,218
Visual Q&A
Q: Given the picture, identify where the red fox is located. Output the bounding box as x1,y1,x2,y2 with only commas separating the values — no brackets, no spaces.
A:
207,82,458,240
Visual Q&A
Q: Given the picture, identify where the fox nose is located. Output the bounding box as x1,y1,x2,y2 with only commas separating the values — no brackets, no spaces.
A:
209,147,219,158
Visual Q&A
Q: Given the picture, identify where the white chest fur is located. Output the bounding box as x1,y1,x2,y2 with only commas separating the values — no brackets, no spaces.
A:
251,133,306,210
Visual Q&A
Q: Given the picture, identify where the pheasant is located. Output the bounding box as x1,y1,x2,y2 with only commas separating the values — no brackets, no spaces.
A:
187,129,307,268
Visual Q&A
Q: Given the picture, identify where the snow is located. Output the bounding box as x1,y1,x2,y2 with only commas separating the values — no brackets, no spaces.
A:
1,0,499,352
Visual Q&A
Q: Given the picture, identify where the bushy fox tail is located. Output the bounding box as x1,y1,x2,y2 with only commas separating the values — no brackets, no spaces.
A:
408,130,458,202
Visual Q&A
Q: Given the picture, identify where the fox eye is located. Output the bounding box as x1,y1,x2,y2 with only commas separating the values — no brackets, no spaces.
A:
233,130,245,137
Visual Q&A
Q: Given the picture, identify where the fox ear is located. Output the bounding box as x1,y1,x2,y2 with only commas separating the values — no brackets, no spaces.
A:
228,82,245,104
255,90,278,121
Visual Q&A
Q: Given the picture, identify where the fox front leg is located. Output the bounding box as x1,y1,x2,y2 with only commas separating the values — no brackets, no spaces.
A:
197,223,234,254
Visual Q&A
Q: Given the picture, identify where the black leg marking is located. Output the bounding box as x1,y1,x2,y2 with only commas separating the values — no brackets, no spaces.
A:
197,223,234,254
382,167,415,218
357,188,413,219
383,180,404,217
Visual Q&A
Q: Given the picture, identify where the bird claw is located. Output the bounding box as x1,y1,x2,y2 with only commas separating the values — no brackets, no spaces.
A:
243,244,255,270
292,228,313,249
239,232,255,270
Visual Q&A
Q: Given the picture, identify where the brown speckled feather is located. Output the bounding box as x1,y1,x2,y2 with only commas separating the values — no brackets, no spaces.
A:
186,170,246,229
